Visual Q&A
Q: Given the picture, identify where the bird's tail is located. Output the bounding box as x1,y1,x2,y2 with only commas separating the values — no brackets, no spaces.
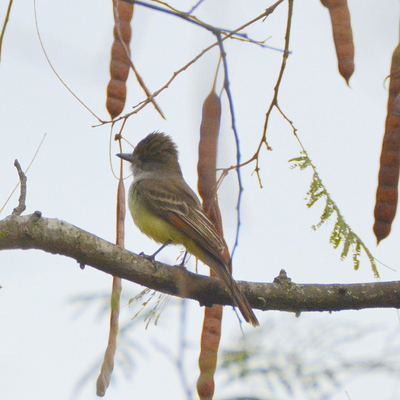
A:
210,260,259,327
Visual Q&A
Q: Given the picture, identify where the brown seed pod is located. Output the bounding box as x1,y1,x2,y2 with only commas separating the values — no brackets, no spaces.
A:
196,305,222,400
196,87,259,399
198,90,222,213
373,43,400,243
321,0,355,85
196,89,223,400
106,0,134,119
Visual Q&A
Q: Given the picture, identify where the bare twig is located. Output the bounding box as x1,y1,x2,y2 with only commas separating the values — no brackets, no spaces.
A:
216,33,244,259
33,0,101,121
256,0,293,183
133,0,285,51
11,160,26,216
95,0,285,127
218,0,293,184
261,0,293,138
0,0,13,62
0,134,46,215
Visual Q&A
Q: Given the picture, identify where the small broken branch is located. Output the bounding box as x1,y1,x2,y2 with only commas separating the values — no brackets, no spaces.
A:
12,160,26,216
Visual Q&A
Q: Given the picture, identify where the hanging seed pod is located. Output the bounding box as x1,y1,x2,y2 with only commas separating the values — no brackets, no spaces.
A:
373,43,400,243
321,0,355,85
106,0,134,119
196,306,222,400
198,90,222,212
197,89,223,400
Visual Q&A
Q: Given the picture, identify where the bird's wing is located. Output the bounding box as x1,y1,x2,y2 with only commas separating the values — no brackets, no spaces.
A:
134,178,226,263
134,179,260,327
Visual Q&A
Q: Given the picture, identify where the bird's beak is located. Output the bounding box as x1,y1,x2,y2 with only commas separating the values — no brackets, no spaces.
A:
116,153,134,162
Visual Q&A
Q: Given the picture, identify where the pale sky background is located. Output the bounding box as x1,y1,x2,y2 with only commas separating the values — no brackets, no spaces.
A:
1,1,400,399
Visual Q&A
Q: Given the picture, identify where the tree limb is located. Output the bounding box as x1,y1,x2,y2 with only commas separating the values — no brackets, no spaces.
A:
1,213,399,314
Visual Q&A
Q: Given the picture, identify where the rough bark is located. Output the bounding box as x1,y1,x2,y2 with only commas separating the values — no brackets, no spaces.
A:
1,213,400,313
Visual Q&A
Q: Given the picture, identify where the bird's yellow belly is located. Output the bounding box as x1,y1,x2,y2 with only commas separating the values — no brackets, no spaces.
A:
128,184,184,245
128,183,207,262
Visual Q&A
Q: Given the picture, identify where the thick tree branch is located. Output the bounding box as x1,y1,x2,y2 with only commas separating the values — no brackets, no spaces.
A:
1,213,400,313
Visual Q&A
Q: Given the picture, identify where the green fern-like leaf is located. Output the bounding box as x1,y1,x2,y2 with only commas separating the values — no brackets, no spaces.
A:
290,151,379,277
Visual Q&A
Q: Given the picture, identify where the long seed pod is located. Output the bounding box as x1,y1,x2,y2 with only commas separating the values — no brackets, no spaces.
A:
106,0,134,119
198,90,223,227
197,89,225,400
321,0,355,85
373,43,400,243
196,305,222,400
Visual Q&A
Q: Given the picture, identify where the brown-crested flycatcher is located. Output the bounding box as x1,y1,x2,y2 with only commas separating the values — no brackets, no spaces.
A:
117,132,259,326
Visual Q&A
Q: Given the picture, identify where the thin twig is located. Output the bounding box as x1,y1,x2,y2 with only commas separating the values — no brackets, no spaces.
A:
33,0,101,122
255,0,293,184
0,0,13,62
96,0,285,127
261,0,293,139
132,0,285,51
216,33,243,259
217,0,293,186
187,0,206,15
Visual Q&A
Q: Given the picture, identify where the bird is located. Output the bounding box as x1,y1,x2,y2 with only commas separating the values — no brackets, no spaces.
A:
117,132,259,326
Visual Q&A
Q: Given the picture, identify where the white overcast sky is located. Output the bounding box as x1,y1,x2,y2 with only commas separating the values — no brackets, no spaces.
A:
1,1,400,399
